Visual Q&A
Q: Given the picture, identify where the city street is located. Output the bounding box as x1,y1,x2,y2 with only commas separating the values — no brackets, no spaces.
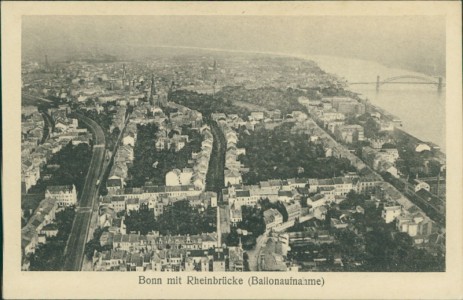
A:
246,231,269,271
62,114,106,271
205,122,226,194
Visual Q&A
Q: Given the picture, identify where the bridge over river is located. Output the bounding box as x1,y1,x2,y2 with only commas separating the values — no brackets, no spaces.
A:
350,75,445,92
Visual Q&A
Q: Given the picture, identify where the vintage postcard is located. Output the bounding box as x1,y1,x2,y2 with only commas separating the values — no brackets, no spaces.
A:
2,1,462,299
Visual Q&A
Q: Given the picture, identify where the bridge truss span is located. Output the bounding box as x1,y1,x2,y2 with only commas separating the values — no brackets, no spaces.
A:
381,75,439,85
349,74,445,91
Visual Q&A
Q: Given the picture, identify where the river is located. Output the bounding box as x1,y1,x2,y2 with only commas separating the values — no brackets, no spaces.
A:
307,55,446,152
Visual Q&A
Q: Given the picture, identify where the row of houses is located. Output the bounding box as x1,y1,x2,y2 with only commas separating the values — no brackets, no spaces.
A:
333,124,365,144
231,199,303,231
310,107,346,124
223,174,381,208
21,184,77,270
21,197,60,257
215,116,245,187
110,106,127,133
306,97,366,116
211,112,253,132
362,146,400,177
326,97,366,115
98,190,217,227
21,109,47,192
167,102,203,129
312,98,403,149
308,97,387,145
107,104,147,189
306,96,365,124
164,125,213,191
21,106,91,192
318,117,365,145
226,174,380,231
100,232,219,252
45,184,78,207
93,246,244,272
376,182,438,244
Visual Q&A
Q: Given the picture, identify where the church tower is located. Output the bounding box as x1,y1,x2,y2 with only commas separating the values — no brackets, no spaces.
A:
122,64,127,88
150,74,156,106
44,55,50,71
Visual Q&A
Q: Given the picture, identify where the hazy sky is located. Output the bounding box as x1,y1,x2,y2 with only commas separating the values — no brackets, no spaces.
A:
22,15,446,75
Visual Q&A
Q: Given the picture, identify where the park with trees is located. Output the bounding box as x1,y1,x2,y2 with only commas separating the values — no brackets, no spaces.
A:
28,207,76,271
128,123,202,187
27,142,92,196
216,86,309,115
124,200,217,236
168,89,250,119
236,122,356,184
84,226,111,260
225,205,266,250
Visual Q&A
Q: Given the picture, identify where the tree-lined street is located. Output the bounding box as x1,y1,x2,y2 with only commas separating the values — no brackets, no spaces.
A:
62,114,106,271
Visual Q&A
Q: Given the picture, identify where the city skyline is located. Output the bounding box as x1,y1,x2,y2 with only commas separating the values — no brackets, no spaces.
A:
22,15,445,76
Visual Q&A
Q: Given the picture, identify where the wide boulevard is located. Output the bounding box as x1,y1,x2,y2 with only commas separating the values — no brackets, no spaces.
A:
62,114,106,271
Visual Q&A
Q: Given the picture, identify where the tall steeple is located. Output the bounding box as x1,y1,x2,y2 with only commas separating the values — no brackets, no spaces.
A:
44,55,50,71
150,74,156,106
122,64,126,88
212,78,217,97
151,75,156,95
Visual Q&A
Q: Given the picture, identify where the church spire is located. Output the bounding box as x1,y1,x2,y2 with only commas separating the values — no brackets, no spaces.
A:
44,55,50,71
150,74,156,106
122,64,126,88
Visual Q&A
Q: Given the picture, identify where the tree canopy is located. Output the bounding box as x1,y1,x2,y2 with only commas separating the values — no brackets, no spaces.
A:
124,200,217,236
225,205,266,250
28,142,92,194
237,123,355,184
128,123,202,187
168,90,249,119
28,207,76,271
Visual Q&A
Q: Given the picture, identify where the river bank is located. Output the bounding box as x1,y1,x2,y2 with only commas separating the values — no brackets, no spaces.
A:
306,54,445,152
150,46,446,152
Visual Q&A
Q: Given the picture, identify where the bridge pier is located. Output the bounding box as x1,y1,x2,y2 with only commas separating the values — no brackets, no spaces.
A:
376,75,380,91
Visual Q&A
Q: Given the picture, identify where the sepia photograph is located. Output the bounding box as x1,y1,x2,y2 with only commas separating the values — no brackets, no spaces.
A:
3,1,462,299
